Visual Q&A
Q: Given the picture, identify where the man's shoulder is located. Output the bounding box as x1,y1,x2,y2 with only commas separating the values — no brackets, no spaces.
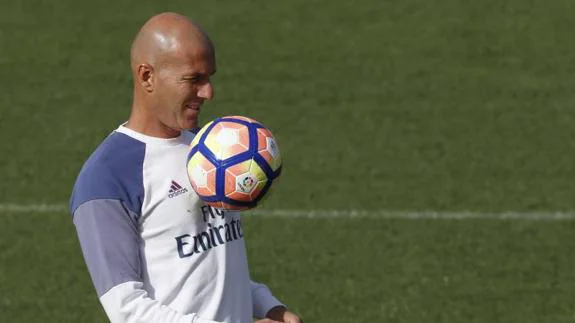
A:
69,131,146,215
85,131,146,169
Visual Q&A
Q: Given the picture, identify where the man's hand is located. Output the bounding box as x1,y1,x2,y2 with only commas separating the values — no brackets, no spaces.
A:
262,305,304,323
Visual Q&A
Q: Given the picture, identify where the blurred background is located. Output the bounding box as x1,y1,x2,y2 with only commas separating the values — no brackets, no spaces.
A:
1,0,575,322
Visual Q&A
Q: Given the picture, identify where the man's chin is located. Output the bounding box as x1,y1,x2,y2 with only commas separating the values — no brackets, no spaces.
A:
181,110,200,129
180,120,199,131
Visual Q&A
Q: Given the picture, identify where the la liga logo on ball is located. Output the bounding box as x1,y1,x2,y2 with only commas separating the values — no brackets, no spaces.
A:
237,174,257,193
187,116,282,211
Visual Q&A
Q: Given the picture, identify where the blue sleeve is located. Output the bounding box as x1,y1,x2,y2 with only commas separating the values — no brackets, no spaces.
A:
69,132,146,296
69,132,145,216
74,199,142,296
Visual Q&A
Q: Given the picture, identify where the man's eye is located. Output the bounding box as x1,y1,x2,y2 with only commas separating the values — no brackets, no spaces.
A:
183,76,201,83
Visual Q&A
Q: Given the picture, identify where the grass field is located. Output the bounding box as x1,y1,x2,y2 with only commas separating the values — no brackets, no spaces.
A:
1,0,575,322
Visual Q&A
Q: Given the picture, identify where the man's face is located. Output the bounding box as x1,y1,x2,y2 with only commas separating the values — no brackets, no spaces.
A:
153,45,216,132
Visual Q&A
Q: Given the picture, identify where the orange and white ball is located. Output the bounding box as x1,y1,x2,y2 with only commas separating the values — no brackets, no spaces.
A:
187,116,282,211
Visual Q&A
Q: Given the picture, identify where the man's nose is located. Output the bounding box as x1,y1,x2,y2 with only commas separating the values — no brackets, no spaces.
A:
198,82,213,100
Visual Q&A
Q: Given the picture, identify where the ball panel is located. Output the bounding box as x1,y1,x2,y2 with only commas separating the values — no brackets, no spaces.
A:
218,121,246,131
187,152,217,197
258,149,279,172
257,128,281,171
225,116,258,123
190,121,213,148
203,123,225,158
204,122,250,160
225,144,250,161
224,160,253,196
225,159,268,202
249,180,268,200
256,128,272,150
249,159,268,182
225,190,250,202
224,159,268,202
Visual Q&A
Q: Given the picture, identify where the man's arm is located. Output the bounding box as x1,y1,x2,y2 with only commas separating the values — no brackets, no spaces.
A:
73,199,220,323
250,281,303,322
263,306,303,323
250,281,284,319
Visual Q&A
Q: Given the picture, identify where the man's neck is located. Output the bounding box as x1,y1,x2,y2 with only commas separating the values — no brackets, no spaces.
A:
125,112,181,139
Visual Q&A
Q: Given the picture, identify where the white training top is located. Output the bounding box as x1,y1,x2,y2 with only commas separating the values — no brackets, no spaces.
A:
70,125,283,323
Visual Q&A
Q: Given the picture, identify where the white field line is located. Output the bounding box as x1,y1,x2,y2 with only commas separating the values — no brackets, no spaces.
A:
249,209,575,220
0,203,68,213
1,203,575,220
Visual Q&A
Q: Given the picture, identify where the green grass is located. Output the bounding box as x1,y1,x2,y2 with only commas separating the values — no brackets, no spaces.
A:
1,0,575,322
1,214,575,322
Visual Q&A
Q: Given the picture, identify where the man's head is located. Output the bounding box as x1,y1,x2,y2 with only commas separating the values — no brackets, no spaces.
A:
130,12,216,137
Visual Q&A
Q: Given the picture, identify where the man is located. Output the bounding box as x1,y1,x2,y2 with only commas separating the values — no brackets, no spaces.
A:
70,12,302,323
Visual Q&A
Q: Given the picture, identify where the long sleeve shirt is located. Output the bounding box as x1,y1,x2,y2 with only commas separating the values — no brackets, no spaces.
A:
70,125,283,323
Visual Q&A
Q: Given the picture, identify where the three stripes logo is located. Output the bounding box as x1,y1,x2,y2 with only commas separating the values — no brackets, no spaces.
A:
168,180,189,198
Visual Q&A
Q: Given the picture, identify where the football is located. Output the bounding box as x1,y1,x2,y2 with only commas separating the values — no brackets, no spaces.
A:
187,116,282,211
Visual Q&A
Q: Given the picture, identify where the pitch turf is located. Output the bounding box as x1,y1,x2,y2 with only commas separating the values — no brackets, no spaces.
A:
1,0,575,322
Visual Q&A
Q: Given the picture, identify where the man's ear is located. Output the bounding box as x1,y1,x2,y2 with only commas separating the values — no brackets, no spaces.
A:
138,64,154,92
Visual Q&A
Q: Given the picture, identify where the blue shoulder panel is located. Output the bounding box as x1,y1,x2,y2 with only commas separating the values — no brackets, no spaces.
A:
70,132,145,217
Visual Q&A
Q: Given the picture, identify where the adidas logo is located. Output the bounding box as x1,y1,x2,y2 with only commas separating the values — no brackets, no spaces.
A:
168,180,189,198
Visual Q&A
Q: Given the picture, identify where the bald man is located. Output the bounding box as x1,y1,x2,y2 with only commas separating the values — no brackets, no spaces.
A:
70,12,302,323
